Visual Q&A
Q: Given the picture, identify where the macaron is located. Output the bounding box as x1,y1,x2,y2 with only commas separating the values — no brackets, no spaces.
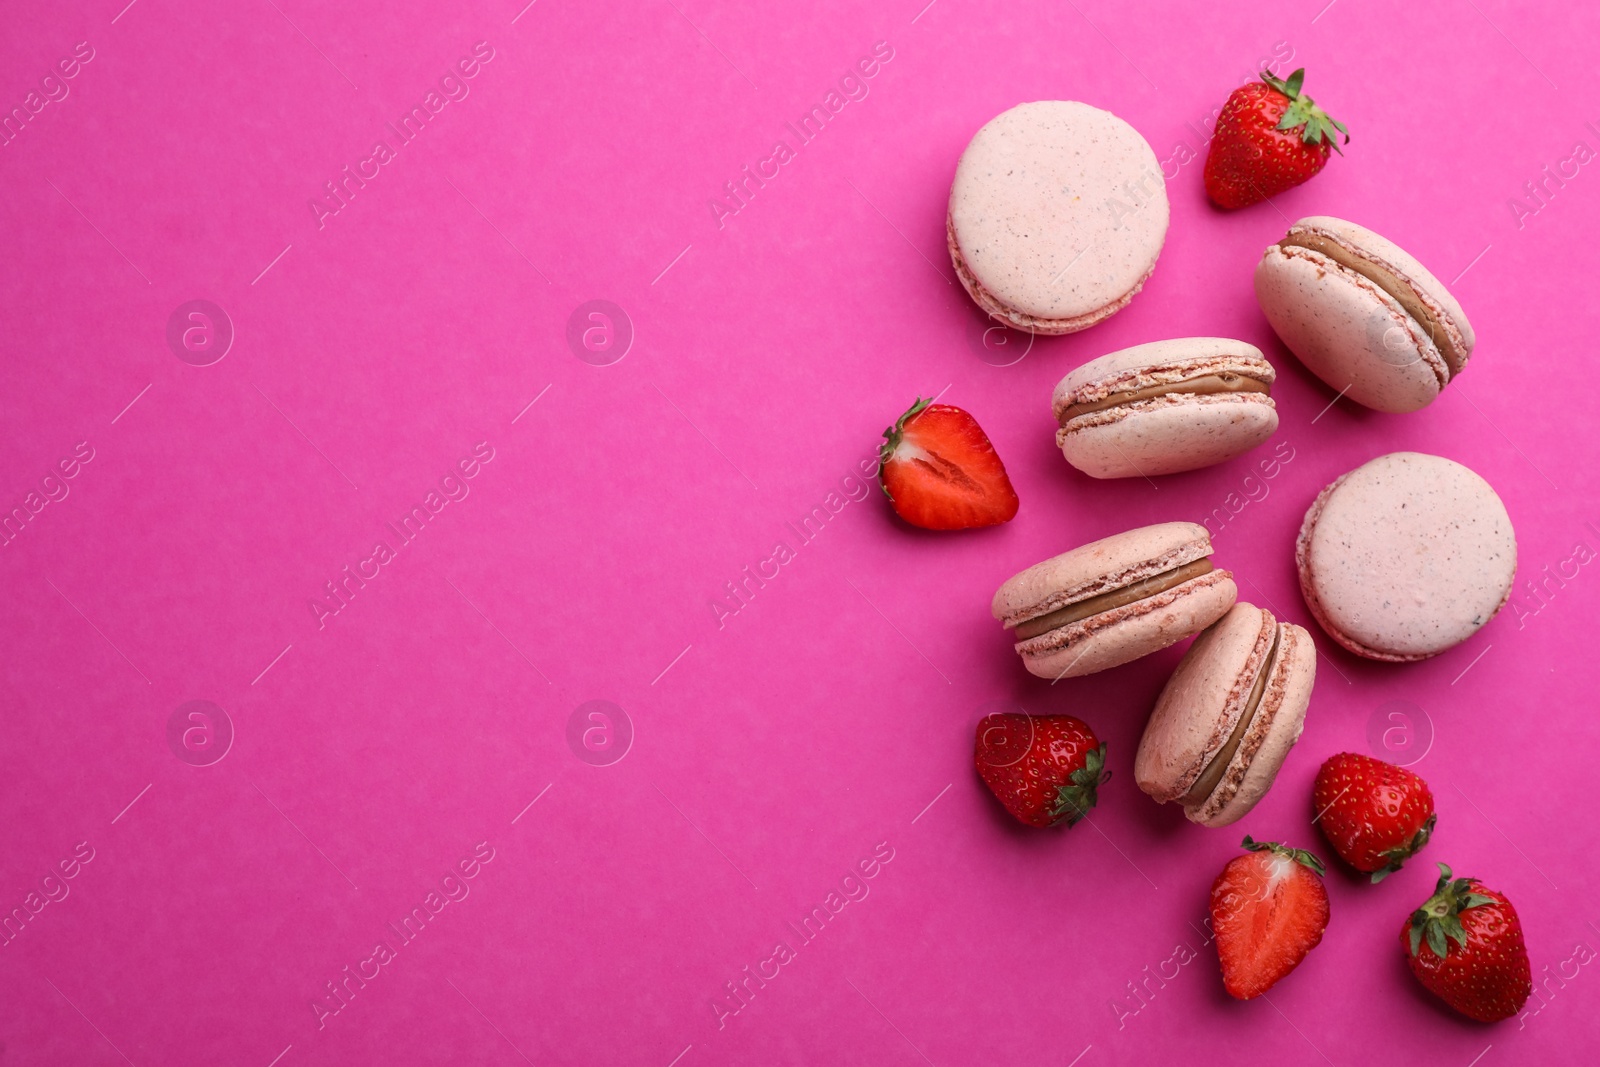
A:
992,521,1237,680
948,101,1168,335
1254,216,1475,413
1052,338,1279,479
1135,603,1315,827
1296,452,1515,661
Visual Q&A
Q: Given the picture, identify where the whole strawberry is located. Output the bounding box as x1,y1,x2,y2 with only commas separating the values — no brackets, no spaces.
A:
1402,864,1531,1022
1204,68,1348,209
879,398,1018,530
974,713,1104,828
1211,837,1330,999
1313,752,1435,882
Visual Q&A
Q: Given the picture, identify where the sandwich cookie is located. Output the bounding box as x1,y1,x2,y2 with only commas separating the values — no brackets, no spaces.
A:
1297,452,1515,661
1254,216,1475,413
992,521,1236,680
1052,338,1279,479
1135,603,1315,827
948,101,1169,334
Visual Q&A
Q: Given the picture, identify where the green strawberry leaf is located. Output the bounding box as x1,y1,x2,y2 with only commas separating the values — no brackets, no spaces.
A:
1408,864,1497,960
1259,67,1349,153
1241,836,1326,877
1050,743,1106,827
1276,98,1315,131
1412,813,1437,853
1261,68,1301,98
1372,812,1437,882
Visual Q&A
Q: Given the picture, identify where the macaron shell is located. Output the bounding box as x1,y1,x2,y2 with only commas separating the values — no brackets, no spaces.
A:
1134,602,1272,803
1059,393,1279,479
1018,571,1237,679
948,101,1168,330
1187,622,1315,828
993,520,1212,623
1294,216,1475,355
1296,452,1516,661
948,216,1135,335
1255,245,1445,413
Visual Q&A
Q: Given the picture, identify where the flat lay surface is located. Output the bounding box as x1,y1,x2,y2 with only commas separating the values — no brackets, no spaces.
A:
2,0,1597,1064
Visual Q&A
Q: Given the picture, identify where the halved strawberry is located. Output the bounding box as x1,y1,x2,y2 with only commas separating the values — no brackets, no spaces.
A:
1210,836,1330,999
879,398,1018,530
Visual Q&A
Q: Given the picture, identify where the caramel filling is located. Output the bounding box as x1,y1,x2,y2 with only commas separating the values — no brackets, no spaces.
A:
1278,231,1463,377
1012,558,1215,640
1059,373,1270,422
1181,625,1281,807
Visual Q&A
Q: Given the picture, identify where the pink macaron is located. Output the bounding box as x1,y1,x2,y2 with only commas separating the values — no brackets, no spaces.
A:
1135,602,1315,827
1297,452,1516,661
948,101,1168,334
992,521,1237,680
1254,216,1475,413
1052,338,1279,479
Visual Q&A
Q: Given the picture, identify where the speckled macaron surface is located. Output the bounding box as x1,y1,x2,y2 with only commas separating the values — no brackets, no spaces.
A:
1254,216,1475,414
1297,452,1516,661
948,101,1169,334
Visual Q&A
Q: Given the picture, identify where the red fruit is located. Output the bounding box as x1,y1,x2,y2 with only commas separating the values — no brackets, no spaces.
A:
879,398,1018,530
1210,837,1330,999
1313,752,1436,882
974,713,1104,828
1402,864,1532,1023
1204,68,1349,209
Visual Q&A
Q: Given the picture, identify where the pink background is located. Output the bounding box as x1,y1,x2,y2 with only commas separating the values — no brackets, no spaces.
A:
2,0,1597,1063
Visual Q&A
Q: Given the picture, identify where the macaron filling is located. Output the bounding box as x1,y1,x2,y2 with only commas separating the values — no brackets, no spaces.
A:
1011,558,1215,640
1276,230,1465,378
1180,624,1281,807
1058,372,1271,422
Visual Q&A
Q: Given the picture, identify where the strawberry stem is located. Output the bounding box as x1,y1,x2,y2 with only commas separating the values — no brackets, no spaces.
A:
1260,67,1350,154
1241,836,1326,878
1406,863,1495,960
1371,812,1436,884
1050,743,1106,827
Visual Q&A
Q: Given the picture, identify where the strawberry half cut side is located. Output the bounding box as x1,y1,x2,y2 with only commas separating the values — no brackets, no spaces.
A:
878,397,1019,530
1211,836,1330,1000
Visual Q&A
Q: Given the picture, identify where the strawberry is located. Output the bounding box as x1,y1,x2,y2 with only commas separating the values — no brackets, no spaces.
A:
1210,836,1330,999
879,398,1018,530
1313,752,1436,882
974,713,1104,828
1402,864,1531,1022
1204,68,1349,209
